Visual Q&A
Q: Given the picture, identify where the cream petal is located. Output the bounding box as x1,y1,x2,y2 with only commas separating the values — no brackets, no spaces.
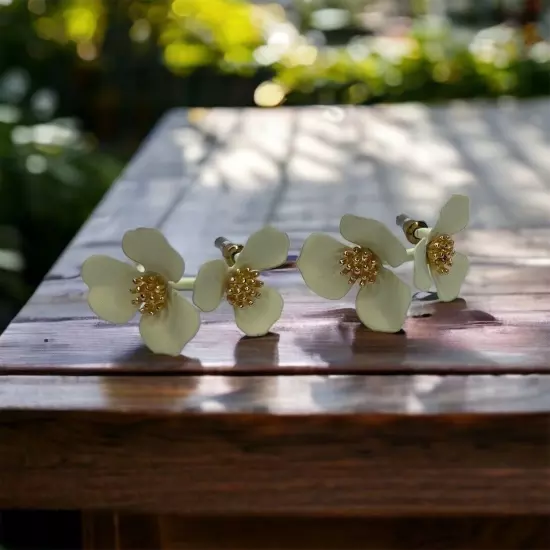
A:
82,255,139,288
192,259,228,312
235,226,290,271
234,286,283,337
82,255,139,323
432,194,470,236
432,252,469,302
297,233,352,300
139,290,200,356
355,267,411,333
339,215,408,267
87,286,138,324
122,227,184,282
412,238,432,291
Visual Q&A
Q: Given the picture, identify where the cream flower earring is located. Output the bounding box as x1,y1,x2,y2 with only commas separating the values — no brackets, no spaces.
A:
297,216,412,333
398,194,470,302
81,227,200,356
192,226,290,337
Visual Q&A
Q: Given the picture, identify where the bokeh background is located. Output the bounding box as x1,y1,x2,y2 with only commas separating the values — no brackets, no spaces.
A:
0,0,548,328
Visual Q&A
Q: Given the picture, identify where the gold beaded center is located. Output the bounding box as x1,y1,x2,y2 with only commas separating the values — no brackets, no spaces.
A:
427,234,455,275
225,266,264,308
339,246,380,286
130,274,168,316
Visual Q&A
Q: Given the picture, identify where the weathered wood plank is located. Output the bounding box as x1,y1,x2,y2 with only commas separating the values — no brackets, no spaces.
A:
0,375,549,414
3,252,550,373
51,100,550,276
2,295,550,374
1,102,550,520
162,109,299,270
4,102,550,374
43,226,550,285
0,375,548,514
70,109,243,252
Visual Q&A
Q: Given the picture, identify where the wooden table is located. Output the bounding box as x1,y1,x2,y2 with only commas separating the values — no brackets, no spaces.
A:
1,101,550,549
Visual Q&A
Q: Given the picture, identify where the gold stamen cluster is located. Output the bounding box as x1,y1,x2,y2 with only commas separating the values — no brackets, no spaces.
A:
226,266,263,308
131,274,168,315
339,246,380,286
427,234,455,275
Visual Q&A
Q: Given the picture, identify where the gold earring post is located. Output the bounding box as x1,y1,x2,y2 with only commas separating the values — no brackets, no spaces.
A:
396,214,428,245
170,237,245,291
214,236,244,267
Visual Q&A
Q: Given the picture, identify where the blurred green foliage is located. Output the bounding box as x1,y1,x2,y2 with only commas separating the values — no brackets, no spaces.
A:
0,98,121,316
278,23,550,104
3,0,550,106
0,1,122,320
2,0,546,105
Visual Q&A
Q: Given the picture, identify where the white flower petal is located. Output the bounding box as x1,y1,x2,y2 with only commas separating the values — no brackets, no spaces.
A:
193,259,228,312
122,227,184,282
82,255,139,323
432,252,469,302
297,233,352,300
432,194,470,236
235,226,290,271
355,267,411,332
87,287,138,324
412,238,432,291
139,291,200,356
234,286,283,337
82,254,139,288
339,215,408,267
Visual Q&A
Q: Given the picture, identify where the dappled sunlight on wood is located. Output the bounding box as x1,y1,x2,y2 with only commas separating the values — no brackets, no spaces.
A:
103,100,550,272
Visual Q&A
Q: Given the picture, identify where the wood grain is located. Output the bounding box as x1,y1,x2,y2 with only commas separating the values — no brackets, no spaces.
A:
0,375,549,515
1,374,549,414
2,270,550,374
1,104,550,532
2,103,550,375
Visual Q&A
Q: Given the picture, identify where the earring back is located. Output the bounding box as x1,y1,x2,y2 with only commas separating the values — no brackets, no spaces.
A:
396,214,428,245
214,237,244,267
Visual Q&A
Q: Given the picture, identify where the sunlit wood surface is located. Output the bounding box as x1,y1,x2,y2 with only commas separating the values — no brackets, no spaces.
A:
1,101,549,548
2,100,550,374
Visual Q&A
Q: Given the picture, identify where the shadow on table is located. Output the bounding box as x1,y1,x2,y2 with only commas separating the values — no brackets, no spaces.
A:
294,297,500,374
410,295,500,325
232,332,281,372
108,344,204,371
